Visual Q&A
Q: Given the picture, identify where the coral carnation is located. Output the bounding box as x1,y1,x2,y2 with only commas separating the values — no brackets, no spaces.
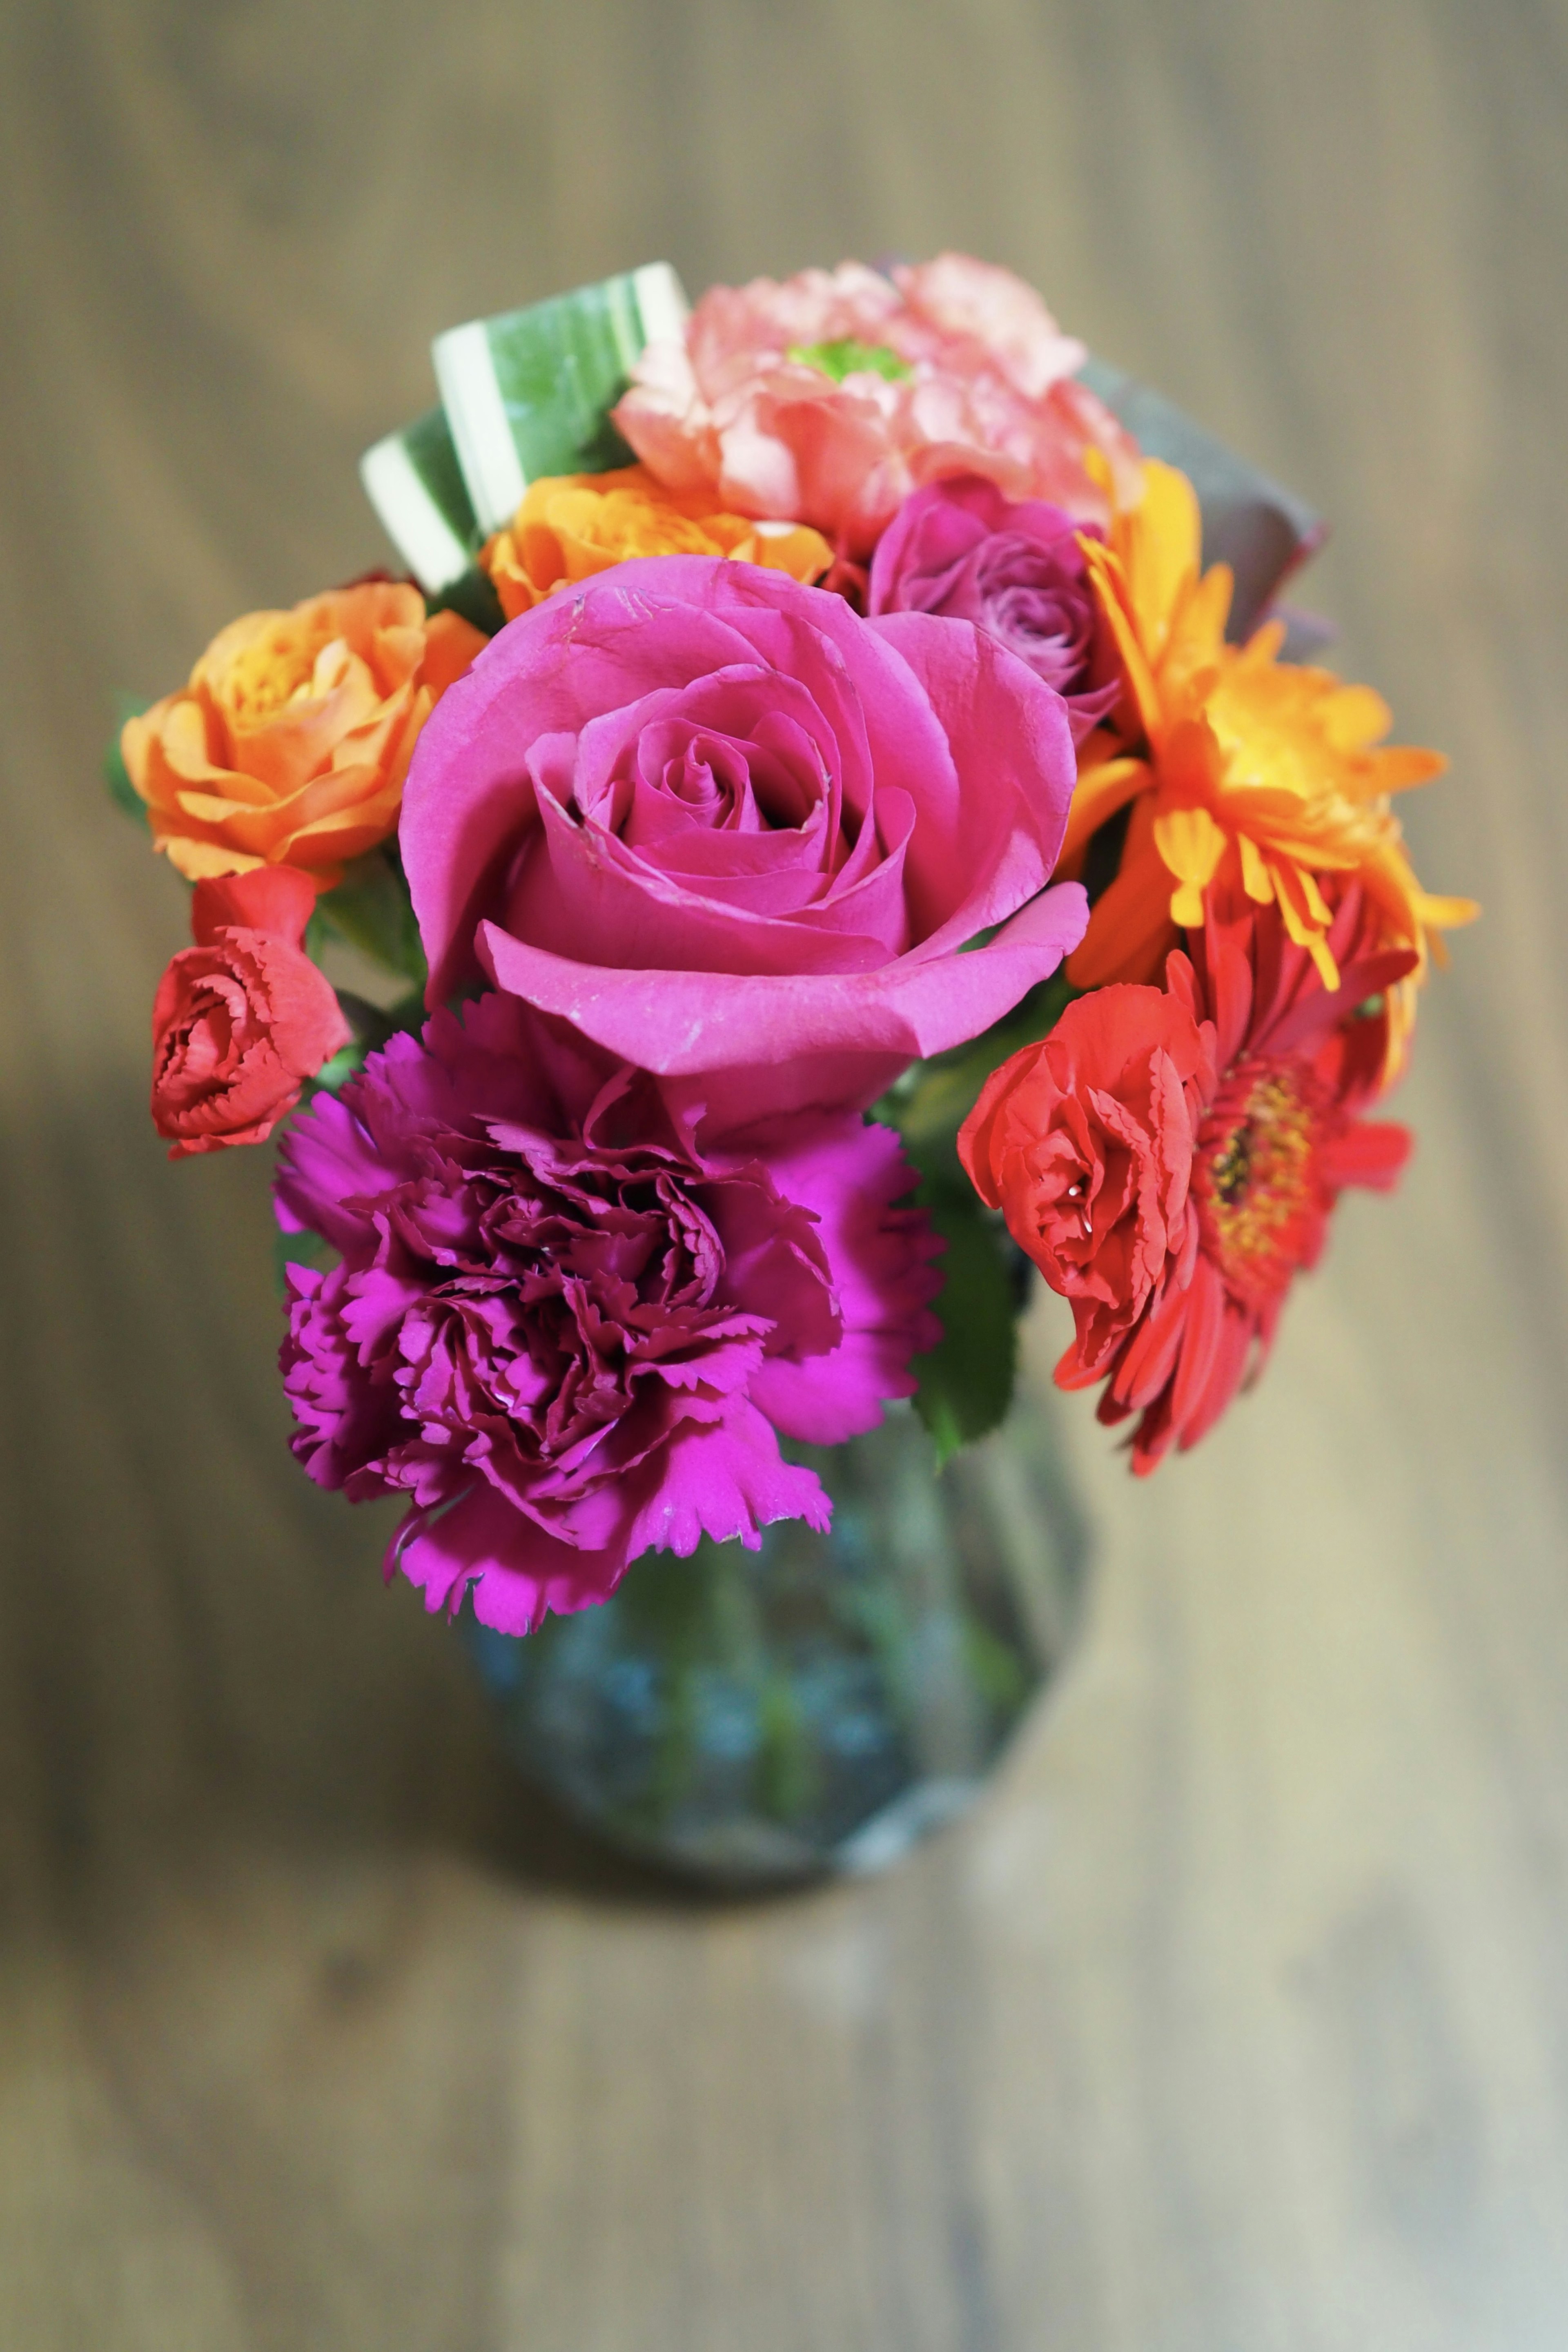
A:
151,865,350,1157
960,882,1416,1471
275,994,943,1631
481,465,832,619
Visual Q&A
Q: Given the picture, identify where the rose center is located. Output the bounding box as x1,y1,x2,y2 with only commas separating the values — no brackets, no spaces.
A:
225,618,343,721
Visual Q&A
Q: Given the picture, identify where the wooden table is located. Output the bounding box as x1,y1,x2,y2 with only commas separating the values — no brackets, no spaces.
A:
3,3,1566,2343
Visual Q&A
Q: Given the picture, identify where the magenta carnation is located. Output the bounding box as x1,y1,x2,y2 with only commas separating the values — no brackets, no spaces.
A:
402,553,1088,1134
274,994,943,1633
866,477,1120,745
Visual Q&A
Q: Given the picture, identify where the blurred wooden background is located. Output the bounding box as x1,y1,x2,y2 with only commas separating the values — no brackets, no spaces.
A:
3,2,1567,2345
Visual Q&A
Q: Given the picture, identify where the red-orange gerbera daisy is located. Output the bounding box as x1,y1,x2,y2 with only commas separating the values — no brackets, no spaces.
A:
1056,460,1474,1077
960,880,1415,1472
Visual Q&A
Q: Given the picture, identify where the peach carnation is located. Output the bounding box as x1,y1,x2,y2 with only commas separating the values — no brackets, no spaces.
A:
122,582,485,887
480,466,832,621
611,254,1142,561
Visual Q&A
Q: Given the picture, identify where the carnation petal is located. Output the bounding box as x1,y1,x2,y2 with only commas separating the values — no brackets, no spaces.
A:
393,1482,631,1634
623,1404,833,1561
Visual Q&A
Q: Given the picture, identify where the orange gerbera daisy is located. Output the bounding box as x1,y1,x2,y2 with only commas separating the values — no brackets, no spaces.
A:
1057,460,1474,1072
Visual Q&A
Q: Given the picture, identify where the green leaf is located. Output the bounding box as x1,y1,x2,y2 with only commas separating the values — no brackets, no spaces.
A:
1076,354,1322,641
308,987,427,1080
787,338,912,384
273,1223,336,1300
867,959,1079,1468
432,263,690,534
424,564,506,639
313,848,427,988
906,1173,1019,1470
876,967,1076,1158
103,691,153,825
360,405,482,594
304,1043,366,1097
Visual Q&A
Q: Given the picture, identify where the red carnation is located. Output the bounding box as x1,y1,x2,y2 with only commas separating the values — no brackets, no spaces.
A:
150,866,349,1158
960,882,1416,1472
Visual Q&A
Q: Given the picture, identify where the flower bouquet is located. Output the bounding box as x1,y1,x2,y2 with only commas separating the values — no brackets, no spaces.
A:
113,256,1472,1884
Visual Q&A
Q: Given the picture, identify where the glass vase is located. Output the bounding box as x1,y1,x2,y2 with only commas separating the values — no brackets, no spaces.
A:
460,1389,1089,1891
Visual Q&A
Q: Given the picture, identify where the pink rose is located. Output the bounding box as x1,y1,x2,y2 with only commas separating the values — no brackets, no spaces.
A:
150,866,350,1157
611,255,1143,559
867,476,1120,744
402,555,1088,1133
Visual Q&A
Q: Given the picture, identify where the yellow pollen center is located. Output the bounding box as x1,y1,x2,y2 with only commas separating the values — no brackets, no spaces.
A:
1198,1065,1319,1287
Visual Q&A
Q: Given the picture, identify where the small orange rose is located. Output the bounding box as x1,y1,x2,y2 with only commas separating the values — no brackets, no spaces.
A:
122,582,486,887
480,465,833,621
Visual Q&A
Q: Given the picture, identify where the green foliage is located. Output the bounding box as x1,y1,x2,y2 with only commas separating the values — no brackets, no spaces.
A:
103,692,152,825
273,1223,336,1299
786,337,913,384
961,1616,1032,1715
756,1672,820,1825
881,968,1074,1156
905,1165,1019,1470
297,986,427,1110
305,1043,367,1097
875,967,1077,1468
312,848,428,989
425,564,506,638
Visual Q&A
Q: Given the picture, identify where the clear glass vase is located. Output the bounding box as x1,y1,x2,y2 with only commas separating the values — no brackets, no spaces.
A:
460,1390,1089,1890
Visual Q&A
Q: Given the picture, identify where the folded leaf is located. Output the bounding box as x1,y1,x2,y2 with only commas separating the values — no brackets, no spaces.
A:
432,263,690,532
360,406,482,593
905,1168,1020,1470
313,849,428,988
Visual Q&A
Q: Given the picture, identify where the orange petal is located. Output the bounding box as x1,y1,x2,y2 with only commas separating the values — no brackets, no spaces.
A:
1066,849,1181,989
1057,752,1149,871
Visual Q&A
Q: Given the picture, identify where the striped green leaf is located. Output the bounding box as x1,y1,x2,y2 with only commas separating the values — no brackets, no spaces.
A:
432,262,690,533
359,405,481,593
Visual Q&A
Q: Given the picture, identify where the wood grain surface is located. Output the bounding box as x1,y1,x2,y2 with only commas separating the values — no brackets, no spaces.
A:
3,3,1567,2345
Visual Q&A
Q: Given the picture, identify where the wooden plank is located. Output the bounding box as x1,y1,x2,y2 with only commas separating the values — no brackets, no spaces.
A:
1,0,1565,2343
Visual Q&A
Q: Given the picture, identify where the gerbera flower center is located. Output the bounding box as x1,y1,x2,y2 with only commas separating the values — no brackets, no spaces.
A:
1194,1058,1328,1303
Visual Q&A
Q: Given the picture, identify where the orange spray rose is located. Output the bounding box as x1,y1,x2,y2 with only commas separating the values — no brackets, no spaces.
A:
480,466,833,621
122,582,485,887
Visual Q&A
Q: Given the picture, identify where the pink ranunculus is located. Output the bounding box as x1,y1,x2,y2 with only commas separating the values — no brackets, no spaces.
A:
401,555,1088,1135
274,994,944,1631
611,255,1143,560
149,866,350,1158
867,476,1121,744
